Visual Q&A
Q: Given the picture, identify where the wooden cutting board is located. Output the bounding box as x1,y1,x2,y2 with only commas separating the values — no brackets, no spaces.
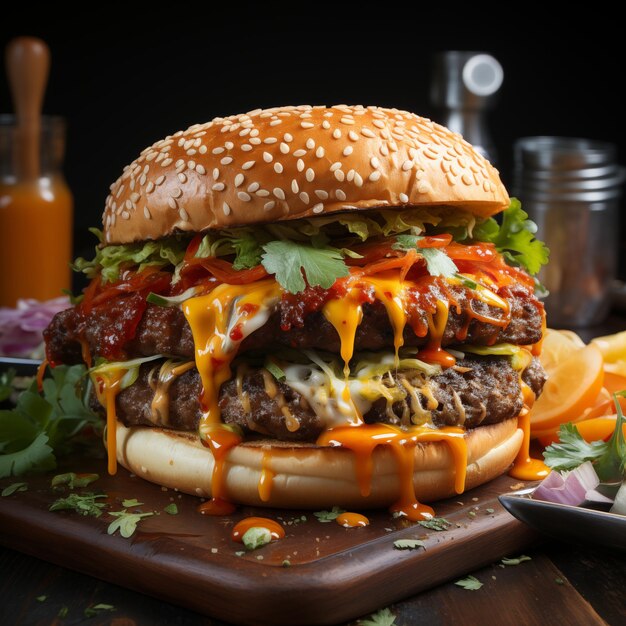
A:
0,457,538,626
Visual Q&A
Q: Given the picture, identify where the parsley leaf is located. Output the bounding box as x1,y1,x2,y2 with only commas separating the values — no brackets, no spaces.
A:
418,517,451,531
501,555,531,566
393,539,425,550
242,527,272,550
164,503,178,515
594,391,626,482
1,481,28,496
543,423,607,471
358,607,397,626
107,509,154,538
49,492,107,517
392,235,458,277
261,240,349,294
84,604,115,617
121,498,143,508
473,199,549,275
51,472,99,489
230,231,264,270
0,365,101,478
455,575,483,590
314,506,346,522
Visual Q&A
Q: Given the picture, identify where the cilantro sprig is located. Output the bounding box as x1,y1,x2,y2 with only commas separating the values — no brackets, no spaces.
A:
0,365,102,478
473,199,549,275
392,235,458,277
455,575,483,591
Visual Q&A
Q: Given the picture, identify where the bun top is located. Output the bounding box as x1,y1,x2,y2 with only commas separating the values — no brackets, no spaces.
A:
103,104,509,245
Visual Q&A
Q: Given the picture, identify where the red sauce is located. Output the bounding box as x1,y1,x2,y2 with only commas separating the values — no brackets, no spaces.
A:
336,512,370,528
231,517,285,542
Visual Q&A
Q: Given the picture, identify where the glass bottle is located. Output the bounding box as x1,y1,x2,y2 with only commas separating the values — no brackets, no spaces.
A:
0,115,73,306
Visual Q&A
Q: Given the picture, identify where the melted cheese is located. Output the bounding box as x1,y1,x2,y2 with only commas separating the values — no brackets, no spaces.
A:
322,292,363,376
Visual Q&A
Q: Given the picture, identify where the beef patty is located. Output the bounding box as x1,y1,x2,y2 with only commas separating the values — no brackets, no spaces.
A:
103,355,546,442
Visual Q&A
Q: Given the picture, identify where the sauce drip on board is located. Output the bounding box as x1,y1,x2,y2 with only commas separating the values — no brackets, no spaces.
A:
231,517,285,542
336,512,370,528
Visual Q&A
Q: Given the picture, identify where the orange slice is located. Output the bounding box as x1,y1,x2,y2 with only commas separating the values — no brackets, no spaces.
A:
530,344,605,431
536,415,626,447
540,328,585,374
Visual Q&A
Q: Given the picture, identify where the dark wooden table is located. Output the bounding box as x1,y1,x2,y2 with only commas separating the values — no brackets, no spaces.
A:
2,541,625,625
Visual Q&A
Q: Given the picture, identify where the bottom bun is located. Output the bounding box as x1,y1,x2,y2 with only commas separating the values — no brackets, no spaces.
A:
116,418,522,508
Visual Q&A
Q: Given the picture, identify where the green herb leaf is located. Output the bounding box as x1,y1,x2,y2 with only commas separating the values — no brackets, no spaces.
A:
57,606,68,618
84,603,116,617
265,360,286,382
164,503,178,515
1,481,27,496
36,595,47,602
455,575,483,590
473,199,549,275
313,506,346,522
594,392,626,482
555,577,565,585
121,498,143,508
51,472,99,489
0,368,16,402
0,364,102,478
543,423,608,471
392,235,458,277
418,517,451,531
393,539,425,550
230,230,264,270
358,606,397,626
501,555,532,566
261,240,349,294
49,492,107,517
107,509,154,538
242,527,272,550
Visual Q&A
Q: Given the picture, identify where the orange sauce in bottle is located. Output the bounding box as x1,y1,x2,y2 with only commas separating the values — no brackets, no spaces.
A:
0,178,73,306
231,517,285,542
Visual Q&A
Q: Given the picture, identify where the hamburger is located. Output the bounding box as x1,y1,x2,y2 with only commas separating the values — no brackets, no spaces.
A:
44,105,548,519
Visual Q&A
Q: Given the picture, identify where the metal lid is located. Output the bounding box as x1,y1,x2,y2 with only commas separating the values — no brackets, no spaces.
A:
512,163,620,181
515,136,617,171
515,167,626,193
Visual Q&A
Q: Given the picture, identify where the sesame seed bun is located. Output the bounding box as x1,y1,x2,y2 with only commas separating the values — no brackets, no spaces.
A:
103,105,509,245
115,417,522,509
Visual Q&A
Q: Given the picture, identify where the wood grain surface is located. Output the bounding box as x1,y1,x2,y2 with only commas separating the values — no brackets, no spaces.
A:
0,457,540,626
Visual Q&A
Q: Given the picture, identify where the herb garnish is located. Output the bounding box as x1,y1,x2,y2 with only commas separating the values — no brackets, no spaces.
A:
49,492,107,517
455,575,483,591
313,506,346,522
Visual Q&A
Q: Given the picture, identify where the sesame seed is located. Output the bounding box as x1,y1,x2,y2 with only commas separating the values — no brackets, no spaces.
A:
234,174,244,187
125,199,133,210
238,191,251,202
370,156,381,169
354,172,363,187
348,131,359,141
372,119,385,129
146,181,155,193
335,189,347,201
297,159,305,172
212,183,225,191
121,210,130,219
239,128,251,136
168,197,177,209
248,182,260,192
380,144,389,156
274,163,284,174
213,168,220,179
171,188,183,198
250,129,259,137
178,173,187,183
256,189,270,197
402,160,414,171
273,188,286,200
270,119,282,126
212,147,225,155
264,137,278,144
241,144,253,152
332,129,341,139
179,208,189,221
343,146,353,156
249,137,262,145
399,193,409,203
315,146,325,158
264,201,275,211
130,191,140,202
340,117,355,125
144,207,151,219
161,158,173,167
293,149,306,157
306,168,315,182
242,161,255,170
314,190,329,200
175,159,185,167
284,133,293,142
322,120,331,129
263,152,273,163
330,162,342,172
221,157,233,165
225,141,234,149
223,202,231,215
301,122,315,128
291,180,299,194
369,171,382,182
347,169,355,182
334,170,345,182
155,176,165,186
196,164,206,175
280,142,290,154
361,128,376,138
188,161,196,170
306,138,315,149
299,192,310,204
312,203,324,213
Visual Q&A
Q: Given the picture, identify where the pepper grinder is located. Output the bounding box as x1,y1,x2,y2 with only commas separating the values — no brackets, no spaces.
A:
430,51,503,164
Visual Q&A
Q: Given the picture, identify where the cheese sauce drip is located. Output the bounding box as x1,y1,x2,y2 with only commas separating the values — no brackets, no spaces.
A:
150,360,195,426
317,424,467,520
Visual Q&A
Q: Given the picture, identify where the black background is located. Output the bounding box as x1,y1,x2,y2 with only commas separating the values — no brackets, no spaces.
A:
1,8,624,274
